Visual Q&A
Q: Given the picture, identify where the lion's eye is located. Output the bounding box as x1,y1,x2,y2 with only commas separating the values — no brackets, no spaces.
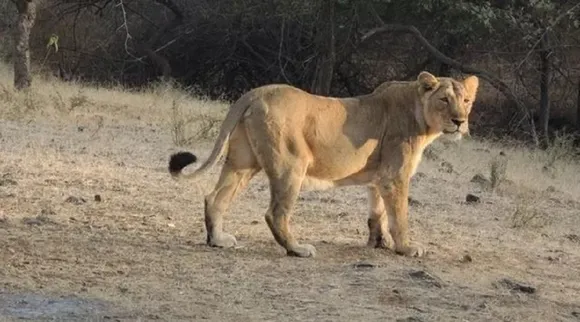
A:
464,98,470,103
440,97,449,103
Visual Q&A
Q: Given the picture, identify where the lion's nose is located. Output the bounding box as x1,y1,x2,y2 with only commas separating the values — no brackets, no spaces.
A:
451,119,465,127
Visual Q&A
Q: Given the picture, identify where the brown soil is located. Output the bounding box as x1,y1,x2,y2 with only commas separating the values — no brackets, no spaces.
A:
0,72,579,321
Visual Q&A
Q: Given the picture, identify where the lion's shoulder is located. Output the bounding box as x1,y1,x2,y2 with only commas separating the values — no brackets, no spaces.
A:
372,80,415,94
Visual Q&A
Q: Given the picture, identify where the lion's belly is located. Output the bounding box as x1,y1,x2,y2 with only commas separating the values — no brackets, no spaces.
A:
304,138,380,182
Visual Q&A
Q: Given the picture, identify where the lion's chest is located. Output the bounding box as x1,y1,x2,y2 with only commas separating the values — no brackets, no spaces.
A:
300,99,384,181
409,151,424,177
409,135,439,176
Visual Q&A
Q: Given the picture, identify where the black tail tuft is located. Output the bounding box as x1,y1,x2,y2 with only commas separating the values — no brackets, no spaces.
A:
168,151,198,175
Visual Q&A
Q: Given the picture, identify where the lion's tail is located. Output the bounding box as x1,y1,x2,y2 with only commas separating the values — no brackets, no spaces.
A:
168,91,256,181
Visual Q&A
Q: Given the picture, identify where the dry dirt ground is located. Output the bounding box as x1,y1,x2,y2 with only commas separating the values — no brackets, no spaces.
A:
1,74,580,321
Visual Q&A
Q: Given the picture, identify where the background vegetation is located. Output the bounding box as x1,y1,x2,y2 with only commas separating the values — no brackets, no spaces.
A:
2,0,580,145
1,3,580,320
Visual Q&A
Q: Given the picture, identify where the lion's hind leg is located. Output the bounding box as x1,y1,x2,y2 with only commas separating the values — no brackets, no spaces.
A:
366,186,395,250
204,124,260,248
263,162,316,258
204,165,259,248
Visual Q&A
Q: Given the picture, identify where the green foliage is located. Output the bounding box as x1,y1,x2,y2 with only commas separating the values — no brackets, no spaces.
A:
46,34,59,53
369,0,579,49
371,0,500,37
25,0,580,142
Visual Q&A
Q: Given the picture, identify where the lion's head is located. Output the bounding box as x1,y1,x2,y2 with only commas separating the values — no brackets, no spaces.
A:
417,71,479,140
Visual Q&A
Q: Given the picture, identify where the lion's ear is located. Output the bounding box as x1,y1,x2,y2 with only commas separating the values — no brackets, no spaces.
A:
462,75,479,99
417,71,439,91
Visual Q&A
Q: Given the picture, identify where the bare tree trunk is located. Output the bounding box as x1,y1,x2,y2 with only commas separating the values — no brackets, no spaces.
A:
12,0,37,90
577,77,580,130
310,0,335,95
436,38,456,77
538,32,551,148
142,47,173,81
138,0,184,81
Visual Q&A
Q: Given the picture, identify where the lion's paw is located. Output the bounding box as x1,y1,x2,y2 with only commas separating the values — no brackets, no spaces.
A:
208,233,237,248
287,244,317,258
395,242,426,257
367,234,395,250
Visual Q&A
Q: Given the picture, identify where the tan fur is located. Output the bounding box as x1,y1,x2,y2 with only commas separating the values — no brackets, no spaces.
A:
171,71,479,258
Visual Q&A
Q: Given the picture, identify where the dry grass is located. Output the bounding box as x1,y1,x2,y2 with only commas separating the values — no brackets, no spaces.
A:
509,193,552,229
0,63,227,138
1,64,580,321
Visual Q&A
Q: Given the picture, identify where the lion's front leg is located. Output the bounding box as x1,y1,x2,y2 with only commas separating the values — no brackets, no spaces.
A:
366,186,394,250
380,178,425,257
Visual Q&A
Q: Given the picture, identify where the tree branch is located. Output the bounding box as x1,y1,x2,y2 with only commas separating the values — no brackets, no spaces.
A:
136,0,184,79
515,2,580,71
153,0,183,20
115,0,139,60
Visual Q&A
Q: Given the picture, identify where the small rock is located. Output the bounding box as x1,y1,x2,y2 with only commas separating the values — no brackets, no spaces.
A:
145,314,161,320
65,196,86,205
423,147,440,161
409,269,443,288
320,197,340,204
496,278,536,294
439,161,454,173
337,212,349,218
565,234,580,243
118,286,129,293
572,311,579,318
353,261,376,269
470,174,490,186
408,197,422,207
413,172,427,180
0,178,17,186
40,208,56,216
77,126,85,132
22,215,56,226
396,318,423,322
167,223,175,228
466,194,481,203
460,254,473,263
94,194,102,202
250,220,260,225
545,186,557,193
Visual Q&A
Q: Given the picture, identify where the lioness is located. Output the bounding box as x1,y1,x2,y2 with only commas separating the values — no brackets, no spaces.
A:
168,71,479,258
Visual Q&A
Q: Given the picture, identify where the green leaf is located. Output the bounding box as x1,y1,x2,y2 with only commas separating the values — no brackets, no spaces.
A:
46,34,59,53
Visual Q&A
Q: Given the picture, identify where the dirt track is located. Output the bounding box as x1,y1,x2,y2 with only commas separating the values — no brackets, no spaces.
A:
1,118,580,322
